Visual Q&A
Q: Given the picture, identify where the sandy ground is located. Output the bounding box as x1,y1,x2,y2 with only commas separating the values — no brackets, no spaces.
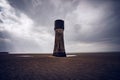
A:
0,53,120,80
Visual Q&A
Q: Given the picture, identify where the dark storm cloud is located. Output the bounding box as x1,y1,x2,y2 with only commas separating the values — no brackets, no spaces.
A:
1,0,120,52
8,0,26,11
96,0,120,45
65,0,120,51
68,0,120,44
72,12,120,44
8,0,79,26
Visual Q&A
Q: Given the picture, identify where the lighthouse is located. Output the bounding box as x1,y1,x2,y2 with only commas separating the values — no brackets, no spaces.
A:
53,19,66,57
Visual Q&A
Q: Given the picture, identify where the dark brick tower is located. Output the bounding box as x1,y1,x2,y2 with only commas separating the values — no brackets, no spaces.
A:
53,19,66,57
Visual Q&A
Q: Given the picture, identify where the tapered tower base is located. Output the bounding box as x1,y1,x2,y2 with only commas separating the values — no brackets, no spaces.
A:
53,52,66,57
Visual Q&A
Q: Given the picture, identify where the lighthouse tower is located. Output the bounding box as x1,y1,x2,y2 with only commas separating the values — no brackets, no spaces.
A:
53,19,66,57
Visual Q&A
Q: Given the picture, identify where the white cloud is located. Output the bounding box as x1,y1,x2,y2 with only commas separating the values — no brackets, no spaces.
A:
0,0,54,53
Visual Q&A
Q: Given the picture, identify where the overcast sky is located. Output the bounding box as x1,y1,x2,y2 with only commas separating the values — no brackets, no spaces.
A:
0,0,120,53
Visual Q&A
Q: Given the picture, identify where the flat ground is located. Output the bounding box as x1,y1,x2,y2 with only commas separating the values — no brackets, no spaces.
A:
0,53,120,80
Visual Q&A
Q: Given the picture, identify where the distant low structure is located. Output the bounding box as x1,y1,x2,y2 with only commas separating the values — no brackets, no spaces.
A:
0,52,9,55
53,19,66,57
